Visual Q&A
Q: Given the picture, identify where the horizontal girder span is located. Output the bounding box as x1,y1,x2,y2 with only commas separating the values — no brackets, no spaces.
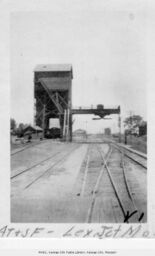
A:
71,106,120,118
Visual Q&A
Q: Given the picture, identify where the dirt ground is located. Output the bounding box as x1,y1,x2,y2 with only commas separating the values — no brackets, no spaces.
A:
11,139,147,223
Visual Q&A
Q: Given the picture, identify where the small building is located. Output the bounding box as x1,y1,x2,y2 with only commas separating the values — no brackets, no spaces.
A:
73,129,86,136
23,125,43,139
104,128,111,136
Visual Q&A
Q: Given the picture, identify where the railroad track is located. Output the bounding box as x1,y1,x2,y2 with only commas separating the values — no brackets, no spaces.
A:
11,151,60,179
86,145,112,223
86,144,143,223
77,144,111,198
11,144,80,191
112,143,147,169
11,140,47,156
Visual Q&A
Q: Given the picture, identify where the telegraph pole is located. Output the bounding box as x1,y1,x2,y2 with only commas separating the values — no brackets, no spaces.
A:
129,110,133,145
85,121,88,141
118,114,121,143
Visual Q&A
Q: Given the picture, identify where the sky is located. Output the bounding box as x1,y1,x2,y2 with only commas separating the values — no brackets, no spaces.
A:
11,0,147,133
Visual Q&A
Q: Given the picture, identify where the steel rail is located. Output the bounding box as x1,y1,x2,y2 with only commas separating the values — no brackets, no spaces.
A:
11,151,60,179
124,153,147,169
111,142,147,160
78,144,94,197
11,140,46,156
99,146,141,223
80,154,90,197
97,146,127,221
112,143,147,169
120,145,147,159
23,144,80,189
86,145,113,223
120,151,140,220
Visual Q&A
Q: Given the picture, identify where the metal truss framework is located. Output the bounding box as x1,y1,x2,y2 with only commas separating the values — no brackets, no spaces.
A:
35,80,72,140
34,64,120,141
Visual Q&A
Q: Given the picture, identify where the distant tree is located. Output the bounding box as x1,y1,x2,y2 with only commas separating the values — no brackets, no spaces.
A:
16,123,32,137
124,115,143,129
18,123,25,130
124,114,144,136
10,118,16,130
16,123,25,137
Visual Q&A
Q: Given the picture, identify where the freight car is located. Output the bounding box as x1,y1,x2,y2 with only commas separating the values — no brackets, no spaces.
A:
45,127,61,139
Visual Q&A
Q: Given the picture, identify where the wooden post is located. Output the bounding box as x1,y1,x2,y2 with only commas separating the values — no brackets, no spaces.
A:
118,114,121,143
69,113,72,142
42,104,46,139
124,132,127,144
63,109,66,140
67,108,70,141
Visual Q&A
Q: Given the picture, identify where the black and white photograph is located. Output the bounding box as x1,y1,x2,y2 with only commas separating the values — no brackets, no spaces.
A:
10,1,148,225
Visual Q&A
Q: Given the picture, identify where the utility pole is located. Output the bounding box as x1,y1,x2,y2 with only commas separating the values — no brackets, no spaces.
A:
69,113,72,142
85,121,88,141
129,111,133,130
124,123,127,144
118,114,121,143
129,110,133,145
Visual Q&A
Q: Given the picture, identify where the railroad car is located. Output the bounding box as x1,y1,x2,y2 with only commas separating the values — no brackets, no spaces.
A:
45,127,61,139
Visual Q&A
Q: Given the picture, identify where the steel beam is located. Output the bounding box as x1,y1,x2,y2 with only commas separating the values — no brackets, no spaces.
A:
71,106,120,118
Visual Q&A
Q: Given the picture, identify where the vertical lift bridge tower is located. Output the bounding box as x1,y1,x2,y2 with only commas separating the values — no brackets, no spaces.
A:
34,64,120,141
34,64,73,140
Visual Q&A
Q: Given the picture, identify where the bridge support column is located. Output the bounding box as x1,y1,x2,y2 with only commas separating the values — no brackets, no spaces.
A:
69,113,72,142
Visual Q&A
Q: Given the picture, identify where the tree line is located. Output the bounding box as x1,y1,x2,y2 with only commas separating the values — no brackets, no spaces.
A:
124,115,147,136
10,118,31,136
11,113,147,137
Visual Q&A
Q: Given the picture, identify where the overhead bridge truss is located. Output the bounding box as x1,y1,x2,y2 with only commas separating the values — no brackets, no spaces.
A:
71,106,120,118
